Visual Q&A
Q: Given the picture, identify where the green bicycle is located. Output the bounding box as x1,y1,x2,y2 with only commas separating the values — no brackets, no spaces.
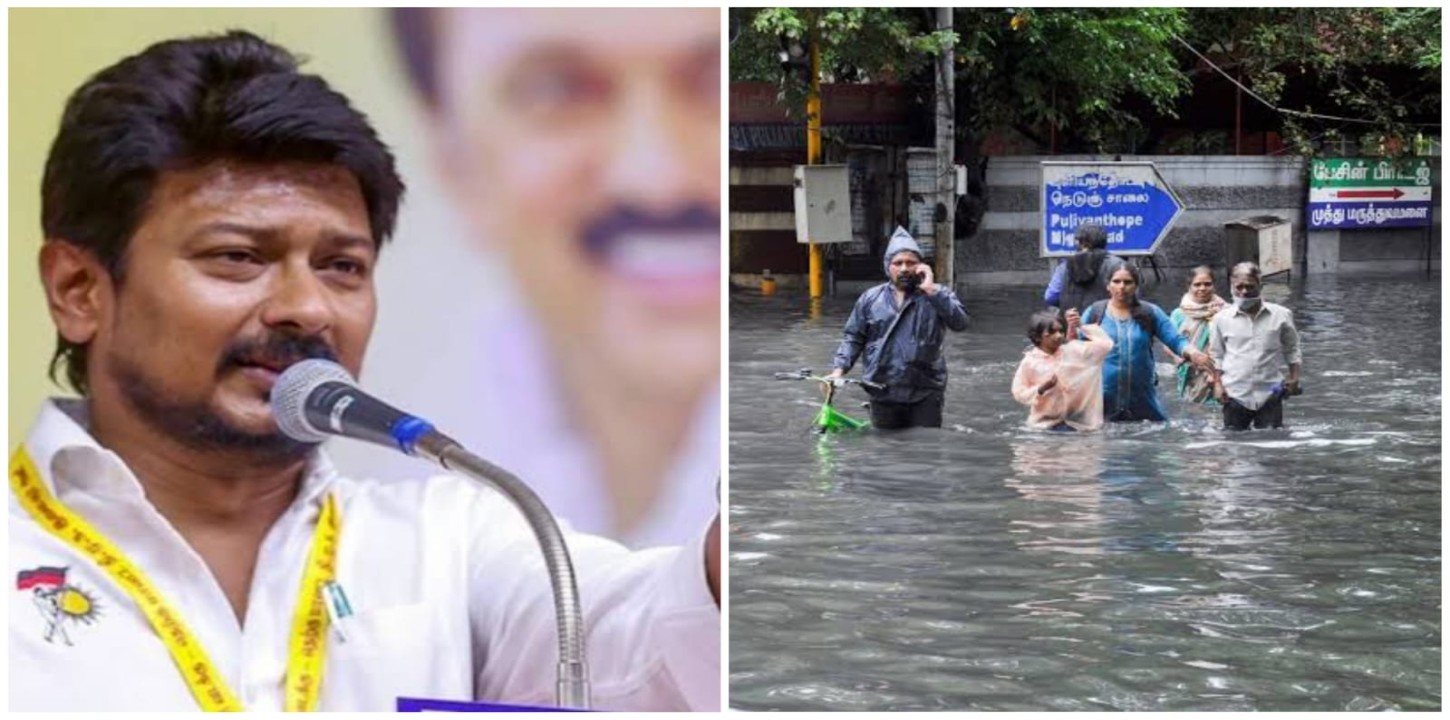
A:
774,369,884,434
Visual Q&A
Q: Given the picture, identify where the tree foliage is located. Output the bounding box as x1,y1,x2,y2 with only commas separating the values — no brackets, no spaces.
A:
730,8,1190,152
730,7,1441,157
731,8,956,115
1184,8,1441,156
954,8,1190,152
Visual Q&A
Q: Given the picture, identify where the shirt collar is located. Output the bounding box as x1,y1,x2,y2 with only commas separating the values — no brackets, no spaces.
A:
20,397,337,507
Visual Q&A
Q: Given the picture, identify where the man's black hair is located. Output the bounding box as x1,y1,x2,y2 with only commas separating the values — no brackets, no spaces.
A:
1028,308,1065,347
42,30,405,394
1075,223,1108,251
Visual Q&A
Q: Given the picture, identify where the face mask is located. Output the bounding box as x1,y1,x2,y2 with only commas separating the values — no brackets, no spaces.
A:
1234,295,1262,311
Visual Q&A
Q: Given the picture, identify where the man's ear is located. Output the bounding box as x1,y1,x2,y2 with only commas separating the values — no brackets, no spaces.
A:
39,240,110,347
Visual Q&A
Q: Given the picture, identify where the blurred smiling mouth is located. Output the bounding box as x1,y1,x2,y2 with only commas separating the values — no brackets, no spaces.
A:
591,230,722,308
605,231,719,280
577,203,720,305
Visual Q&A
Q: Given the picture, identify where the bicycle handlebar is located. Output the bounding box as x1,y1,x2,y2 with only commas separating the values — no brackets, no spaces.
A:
773,369,884,392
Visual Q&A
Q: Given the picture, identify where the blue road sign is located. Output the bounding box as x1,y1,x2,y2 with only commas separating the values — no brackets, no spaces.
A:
1040,162,1185,257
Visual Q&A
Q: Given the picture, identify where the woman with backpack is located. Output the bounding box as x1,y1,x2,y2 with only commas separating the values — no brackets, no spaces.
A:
1080,264,1215,422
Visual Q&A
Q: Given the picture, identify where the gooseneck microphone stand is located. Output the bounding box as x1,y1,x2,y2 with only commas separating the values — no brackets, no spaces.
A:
411,432,590,709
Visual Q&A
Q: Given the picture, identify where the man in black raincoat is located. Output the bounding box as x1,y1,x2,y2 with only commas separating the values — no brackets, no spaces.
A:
826,227,970,429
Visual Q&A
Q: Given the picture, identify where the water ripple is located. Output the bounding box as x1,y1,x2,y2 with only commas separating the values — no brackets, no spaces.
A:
730,274,1441,711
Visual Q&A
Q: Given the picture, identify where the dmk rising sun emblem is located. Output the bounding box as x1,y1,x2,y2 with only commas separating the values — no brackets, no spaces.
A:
17,566,101,645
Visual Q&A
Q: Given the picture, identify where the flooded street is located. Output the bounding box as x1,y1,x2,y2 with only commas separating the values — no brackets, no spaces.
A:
728,273,1441,711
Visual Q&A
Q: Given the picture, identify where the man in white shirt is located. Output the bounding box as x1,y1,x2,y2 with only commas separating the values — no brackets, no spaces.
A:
1209,262,1303,430
11,31,719,711
378,9,721,547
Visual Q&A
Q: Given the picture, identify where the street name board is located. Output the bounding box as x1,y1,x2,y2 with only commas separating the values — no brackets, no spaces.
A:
1308,157,1433,230
1040,162,1185,257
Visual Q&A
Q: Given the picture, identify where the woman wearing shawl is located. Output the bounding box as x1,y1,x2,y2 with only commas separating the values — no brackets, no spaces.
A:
1168,266,1229,403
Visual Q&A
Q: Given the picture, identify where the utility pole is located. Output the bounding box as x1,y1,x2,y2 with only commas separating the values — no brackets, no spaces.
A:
806,14,825,299
934,7,956,290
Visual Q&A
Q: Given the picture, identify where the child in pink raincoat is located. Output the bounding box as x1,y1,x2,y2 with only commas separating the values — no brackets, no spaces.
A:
1011,308,1115,431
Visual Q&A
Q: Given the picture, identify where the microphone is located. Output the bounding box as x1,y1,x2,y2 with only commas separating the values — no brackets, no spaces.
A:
269,359,441,455
270,359,591,709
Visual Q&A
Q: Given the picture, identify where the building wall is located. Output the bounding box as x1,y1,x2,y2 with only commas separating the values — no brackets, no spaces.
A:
729,163,803,278
960,155,1441,287
730,145,917,287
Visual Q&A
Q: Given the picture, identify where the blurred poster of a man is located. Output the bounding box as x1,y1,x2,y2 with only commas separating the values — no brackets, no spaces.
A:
380,8,721,547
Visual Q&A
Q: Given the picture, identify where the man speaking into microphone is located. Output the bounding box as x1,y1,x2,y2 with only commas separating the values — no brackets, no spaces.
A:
10,31,720,711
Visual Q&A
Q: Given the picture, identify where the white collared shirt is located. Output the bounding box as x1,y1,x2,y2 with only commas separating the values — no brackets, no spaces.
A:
9,400,720,711
1208,300,1302,411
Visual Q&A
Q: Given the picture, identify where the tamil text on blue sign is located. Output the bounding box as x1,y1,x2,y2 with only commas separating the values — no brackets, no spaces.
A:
1308,158,1433,230
1040,162,1185,257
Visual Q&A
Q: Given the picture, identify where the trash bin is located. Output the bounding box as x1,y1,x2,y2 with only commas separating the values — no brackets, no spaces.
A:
1223,215,1293,279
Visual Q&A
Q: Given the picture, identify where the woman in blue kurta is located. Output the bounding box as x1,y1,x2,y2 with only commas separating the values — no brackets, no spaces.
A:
1080,264,1214,422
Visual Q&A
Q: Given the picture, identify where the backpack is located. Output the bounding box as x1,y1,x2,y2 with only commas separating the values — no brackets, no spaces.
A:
1058,252,1125,313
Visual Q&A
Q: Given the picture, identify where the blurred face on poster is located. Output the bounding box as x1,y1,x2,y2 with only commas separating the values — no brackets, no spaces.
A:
401,8,721,403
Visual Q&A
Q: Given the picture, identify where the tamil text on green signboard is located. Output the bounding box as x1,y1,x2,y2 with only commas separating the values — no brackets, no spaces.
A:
1308,158,1433,230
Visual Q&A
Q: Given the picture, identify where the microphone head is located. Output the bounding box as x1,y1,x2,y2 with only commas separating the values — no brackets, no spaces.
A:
271,359,357,443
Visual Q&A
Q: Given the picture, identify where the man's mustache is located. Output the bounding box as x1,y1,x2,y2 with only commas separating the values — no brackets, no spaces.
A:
217,332,338,374
581,204,719,258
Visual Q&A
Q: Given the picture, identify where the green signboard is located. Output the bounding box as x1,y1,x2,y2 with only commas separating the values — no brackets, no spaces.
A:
1308,157,1434,229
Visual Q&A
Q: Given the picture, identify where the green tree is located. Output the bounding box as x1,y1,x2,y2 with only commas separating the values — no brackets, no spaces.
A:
1183,8,1441,156
732,8,1440,158
730,7,1192,154
954,8,1190,153
730,8,956,115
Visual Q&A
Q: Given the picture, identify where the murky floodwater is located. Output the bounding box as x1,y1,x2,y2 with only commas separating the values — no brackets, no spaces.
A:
728,273,1441,711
